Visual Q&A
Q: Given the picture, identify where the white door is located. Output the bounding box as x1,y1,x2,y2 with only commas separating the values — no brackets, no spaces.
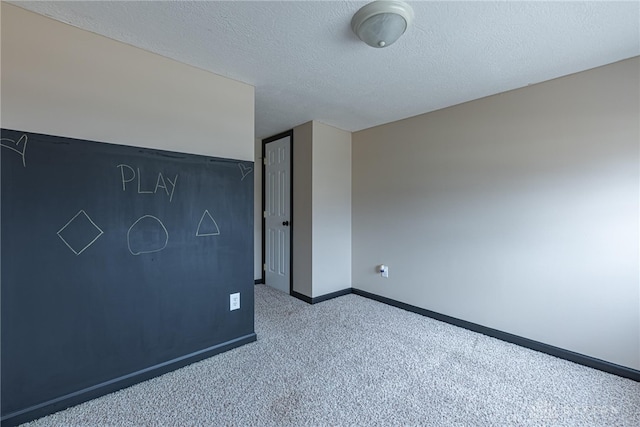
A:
264,134,291,293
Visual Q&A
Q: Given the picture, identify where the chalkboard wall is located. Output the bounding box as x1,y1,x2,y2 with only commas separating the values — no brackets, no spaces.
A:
1,129,255,425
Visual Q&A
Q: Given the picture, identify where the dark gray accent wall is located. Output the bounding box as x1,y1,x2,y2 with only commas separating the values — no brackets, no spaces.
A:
1,129,255,424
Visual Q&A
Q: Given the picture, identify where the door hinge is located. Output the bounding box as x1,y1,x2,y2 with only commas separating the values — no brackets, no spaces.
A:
263,158,267,165
263,211,267,218
263,263,267,271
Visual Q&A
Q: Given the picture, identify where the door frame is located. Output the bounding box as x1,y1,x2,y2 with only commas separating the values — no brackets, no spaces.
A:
261,129,294,293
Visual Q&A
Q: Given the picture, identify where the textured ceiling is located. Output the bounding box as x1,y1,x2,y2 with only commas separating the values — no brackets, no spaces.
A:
10,1,640,139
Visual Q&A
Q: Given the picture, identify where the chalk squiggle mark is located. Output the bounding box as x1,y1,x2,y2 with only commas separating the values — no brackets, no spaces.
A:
238,163,253,181
1,134,28,167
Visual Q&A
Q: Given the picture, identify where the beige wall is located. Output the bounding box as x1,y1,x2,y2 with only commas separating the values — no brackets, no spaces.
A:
293,122,314,296
352,58,640,370
311,122,352,297
1,3,254,160
292,121,352,298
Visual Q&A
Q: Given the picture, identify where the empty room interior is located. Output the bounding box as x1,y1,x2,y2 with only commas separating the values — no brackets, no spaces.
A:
1,1,639,426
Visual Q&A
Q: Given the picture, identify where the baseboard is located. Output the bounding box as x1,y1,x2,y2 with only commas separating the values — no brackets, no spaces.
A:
311,288,353,304
254,279,264,285
291,288,352,305
351,288,640,382
1,333,257,427
291,290,313,304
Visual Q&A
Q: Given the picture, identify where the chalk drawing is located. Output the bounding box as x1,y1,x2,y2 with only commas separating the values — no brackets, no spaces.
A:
238,163,253,181
1,134,28,167
117,164,178,202
117,164,135,191
166,174,178,202
196,209,220,236
155,173,170,196
137,167,154,194
127,215,169,255
57,210,104,255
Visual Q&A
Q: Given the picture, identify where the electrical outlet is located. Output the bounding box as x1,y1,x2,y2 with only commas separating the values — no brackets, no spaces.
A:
230,292,240,311
379,264,389,278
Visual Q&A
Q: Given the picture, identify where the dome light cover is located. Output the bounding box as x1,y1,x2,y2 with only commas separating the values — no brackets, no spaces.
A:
351,1,414,48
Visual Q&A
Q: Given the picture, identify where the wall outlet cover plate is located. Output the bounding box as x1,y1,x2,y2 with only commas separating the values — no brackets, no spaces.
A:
230,292,240,311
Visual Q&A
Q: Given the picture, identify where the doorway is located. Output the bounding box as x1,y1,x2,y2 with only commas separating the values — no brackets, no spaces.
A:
262,130,292,294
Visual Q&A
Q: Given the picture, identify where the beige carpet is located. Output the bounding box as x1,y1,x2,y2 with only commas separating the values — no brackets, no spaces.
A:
23,284,640,426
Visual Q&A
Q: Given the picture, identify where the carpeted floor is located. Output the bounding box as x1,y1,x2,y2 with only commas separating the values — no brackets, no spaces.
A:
24,284,640,426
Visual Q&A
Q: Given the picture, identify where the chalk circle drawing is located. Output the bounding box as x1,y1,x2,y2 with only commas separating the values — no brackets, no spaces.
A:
196,209,220,236
1,134,28,167
238,163,253,181
127,215,169,255
57,210,104,255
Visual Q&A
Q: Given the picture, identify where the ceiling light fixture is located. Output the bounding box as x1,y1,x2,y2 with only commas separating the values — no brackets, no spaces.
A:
351,0,414,48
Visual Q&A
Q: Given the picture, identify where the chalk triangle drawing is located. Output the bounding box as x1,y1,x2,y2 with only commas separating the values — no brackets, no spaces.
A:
196,209,220,236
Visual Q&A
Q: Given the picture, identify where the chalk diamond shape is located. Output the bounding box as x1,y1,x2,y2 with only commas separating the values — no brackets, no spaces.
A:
57,210,104,255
